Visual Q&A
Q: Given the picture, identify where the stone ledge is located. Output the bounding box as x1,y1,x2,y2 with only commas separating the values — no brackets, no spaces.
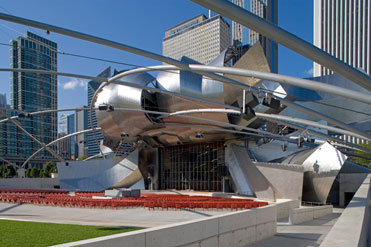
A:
52,204,277,247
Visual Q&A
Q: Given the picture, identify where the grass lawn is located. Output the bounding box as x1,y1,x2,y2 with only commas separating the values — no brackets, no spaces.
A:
0,219,141,247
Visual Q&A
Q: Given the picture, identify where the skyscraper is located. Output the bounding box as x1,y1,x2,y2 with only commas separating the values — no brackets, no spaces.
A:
0,93,6,107
163,14,230,64
8,31,57,163
86,67,111,157
75,106,88,158
232,0,245,45
249,0,278,73
313,0,370,77
58,114,75,160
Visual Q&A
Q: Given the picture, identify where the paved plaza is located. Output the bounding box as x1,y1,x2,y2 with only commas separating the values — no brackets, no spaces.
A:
250,208,343,247
0,201,345,246
0,202,228,228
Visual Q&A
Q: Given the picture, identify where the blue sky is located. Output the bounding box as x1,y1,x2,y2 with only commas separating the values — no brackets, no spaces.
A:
0,0,313,111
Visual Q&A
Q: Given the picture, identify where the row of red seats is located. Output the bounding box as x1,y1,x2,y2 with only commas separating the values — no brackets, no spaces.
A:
74,191,105,197
0,195,267,211
0,188,68,194
0,189,268,211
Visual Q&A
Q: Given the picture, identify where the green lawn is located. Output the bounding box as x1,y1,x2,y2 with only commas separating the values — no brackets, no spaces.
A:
0,219,141,247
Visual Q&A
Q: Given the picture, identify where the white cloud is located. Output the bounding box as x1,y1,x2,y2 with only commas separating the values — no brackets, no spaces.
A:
61,78,88,90
305,67,314,76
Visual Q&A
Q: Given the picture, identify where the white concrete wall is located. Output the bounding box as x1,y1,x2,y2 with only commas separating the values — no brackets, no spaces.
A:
289,205,333,225
0,178,59,189
255,162,304,201
320,174,370,247
52,204,277,247
275,199,300,220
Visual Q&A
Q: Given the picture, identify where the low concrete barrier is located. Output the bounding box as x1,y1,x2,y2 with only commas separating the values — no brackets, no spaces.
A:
52,204,277,247
275,199,300,220
0,178,59,189
320,174,370,247
289,205,333,225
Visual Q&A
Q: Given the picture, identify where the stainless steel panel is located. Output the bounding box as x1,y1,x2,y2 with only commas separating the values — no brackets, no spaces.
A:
95,73,157,147
282,142,346,203
154,56,231,145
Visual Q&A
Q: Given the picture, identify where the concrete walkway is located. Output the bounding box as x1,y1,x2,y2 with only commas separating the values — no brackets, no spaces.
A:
248,208,343,247
0,202,228,228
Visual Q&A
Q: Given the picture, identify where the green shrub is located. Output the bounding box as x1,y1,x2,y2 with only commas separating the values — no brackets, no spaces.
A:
25,168,31,178
79,156,88,161
351,143,371,168
30,167,40,178
39,161,57,177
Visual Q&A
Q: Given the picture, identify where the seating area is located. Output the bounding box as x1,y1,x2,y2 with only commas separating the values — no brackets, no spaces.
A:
0,189,268,211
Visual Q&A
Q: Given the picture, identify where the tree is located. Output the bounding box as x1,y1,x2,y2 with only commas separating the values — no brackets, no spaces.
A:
41,161,57,177
25,168,31,178
30,167,40,178
50,165,57,174
351,143,371,168
79,156,88,161
1,165,6,178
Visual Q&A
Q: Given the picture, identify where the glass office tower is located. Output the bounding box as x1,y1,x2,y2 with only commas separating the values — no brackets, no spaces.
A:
86,67,111,157
9,31,58,163
249,0,278,73
314,0,370,77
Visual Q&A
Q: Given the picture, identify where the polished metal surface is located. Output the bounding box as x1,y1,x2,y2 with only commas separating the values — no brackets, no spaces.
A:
224,42,270,104
225,142,277,200
282,142,347,203
151,56,232,145
95,73,158,148
189,0,371,90
57,150,144,192
0,12,368,201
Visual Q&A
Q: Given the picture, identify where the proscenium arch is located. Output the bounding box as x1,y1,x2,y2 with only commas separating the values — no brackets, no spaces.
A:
0,67,369,141
95,66,370,142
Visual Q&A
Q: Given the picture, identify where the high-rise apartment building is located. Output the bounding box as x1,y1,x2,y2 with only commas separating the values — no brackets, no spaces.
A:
86,67,110,157
163,14,230,65
4,32,57,165
249,0,278,73
313,0,370,77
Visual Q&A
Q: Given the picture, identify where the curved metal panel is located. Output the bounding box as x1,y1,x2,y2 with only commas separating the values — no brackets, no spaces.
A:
282,142,347,203
155,56,230,145
208,48,229,67
95,73,156,146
